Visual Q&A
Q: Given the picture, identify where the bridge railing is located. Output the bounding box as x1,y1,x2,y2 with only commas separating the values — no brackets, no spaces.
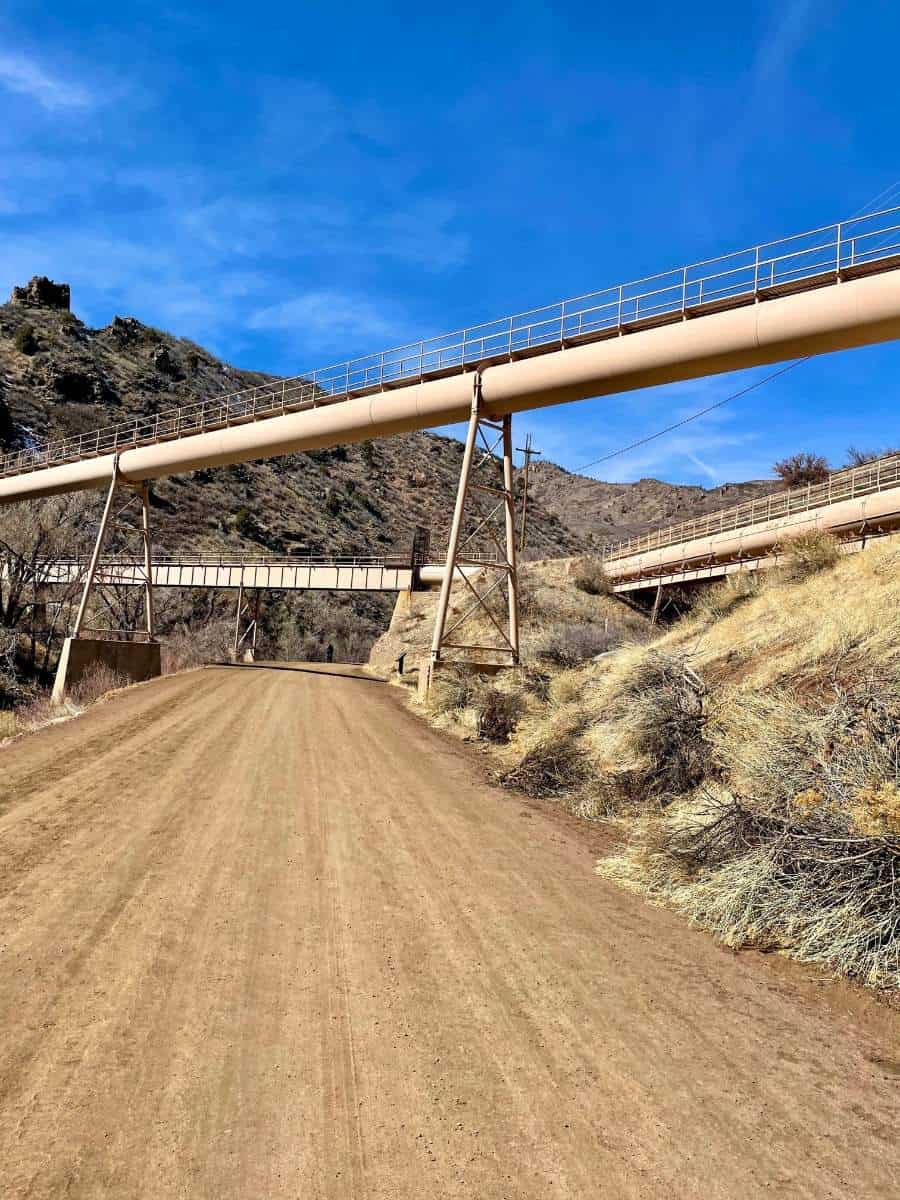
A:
3,206,900,482
33,551,503,578
604,452,900,561
42,553,398,572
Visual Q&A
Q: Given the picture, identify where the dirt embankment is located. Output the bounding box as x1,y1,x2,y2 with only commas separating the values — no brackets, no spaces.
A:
398,541,900,991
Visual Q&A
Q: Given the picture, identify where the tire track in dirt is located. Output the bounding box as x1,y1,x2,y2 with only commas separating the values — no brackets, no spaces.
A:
0,677,258,1174
0,671,238,902
0,662,896,1200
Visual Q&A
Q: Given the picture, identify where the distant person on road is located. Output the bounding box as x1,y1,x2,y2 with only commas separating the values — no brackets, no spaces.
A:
325,643,334,664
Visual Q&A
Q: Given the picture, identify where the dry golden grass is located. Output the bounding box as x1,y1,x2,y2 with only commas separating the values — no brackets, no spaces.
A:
0,662,136,749
69,662,129,708
599,786,899,990
653,538,900,691
777,528,841,579
596,539,900,990
387,536,900,989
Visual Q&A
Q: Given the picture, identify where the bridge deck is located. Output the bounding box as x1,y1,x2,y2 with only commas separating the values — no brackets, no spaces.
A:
32,556,417,592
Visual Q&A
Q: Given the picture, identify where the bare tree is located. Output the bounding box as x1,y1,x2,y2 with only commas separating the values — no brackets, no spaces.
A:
773,452,830,489
845,445,900,468
0,494,99,676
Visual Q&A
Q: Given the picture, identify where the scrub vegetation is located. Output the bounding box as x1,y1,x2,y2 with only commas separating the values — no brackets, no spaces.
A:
380,538,900,991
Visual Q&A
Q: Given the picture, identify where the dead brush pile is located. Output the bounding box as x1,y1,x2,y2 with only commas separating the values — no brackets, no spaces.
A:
604,667,900,989
571,650,713,817
500,710,589,797
613,652,709,802
475,684,526,744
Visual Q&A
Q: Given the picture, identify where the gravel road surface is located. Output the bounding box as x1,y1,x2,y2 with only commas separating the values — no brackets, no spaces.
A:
0,663,896,1198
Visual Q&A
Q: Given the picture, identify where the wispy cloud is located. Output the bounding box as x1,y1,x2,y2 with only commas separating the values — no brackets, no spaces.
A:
0,64,468,374
177,192,468,271
508,366,786,487
374,200,469,273
0,50,92,111
596,426,769,486
754,0,815,86
247,290,406,358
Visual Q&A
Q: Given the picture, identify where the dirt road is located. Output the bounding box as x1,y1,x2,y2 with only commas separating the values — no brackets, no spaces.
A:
0,664,896,1198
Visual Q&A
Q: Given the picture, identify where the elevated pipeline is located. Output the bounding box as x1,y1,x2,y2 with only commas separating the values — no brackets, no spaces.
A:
2,268,900,504
603,486,900,583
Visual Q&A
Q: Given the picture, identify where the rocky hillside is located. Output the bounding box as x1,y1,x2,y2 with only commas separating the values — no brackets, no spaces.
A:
526,461,774,550
0,277,779,562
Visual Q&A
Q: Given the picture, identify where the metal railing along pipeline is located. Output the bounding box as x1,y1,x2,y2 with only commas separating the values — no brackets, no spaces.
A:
604,452,900,562
3,207,900,482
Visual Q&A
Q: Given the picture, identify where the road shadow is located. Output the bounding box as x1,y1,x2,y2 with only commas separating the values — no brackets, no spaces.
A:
208,661,388,685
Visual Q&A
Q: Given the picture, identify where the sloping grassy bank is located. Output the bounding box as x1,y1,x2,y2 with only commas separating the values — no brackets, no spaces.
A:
372,540,900,990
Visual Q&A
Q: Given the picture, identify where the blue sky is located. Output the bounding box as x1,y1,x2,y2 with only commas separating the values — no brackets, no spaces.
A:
1,0,898,484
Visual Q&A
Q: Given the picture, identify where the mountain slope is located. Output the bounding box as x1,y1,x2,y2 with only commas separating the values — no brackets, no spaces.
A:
526,460,775,550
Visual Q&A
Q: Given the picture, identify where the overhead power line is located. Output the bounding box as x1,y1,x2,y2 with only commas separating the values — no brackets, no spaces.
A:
577,359,806,473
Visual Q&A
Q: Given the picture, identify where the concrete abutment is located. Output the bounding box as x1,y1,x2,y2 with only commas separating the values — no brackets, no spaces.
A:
51,637,162,704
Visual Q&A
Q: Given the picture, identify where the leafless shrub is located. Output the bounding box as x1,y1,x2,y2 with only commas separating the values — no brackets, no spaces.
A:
475,684,525,744
773,451,830,489
0,494,97,681
0,626,27,709
845,445,900,468
161,617,234,672
519,667,551,702
572,558,610,596
632,792,899,989
575,652,710,818
778,529,840,580
616,651,710,803
69,661,129,707
582,768,657,819
607,669,900,988
535,620,623,668
501,725,587,797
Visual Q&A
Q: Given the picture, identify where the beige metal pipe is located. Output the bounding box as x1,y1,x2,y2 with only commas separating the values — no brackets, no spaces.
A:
604,485,900,582
3,269,900,505
417,563,482,586
481,269,900,416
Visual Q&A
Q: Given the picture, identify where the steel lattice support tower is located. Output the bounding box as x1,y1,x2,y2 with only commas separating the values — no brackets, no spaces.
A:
428,375,519,686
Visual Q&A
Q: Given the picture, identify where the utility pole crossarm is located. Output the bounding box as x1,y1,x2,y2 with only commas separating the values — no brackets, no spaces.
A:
515,433,542,554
